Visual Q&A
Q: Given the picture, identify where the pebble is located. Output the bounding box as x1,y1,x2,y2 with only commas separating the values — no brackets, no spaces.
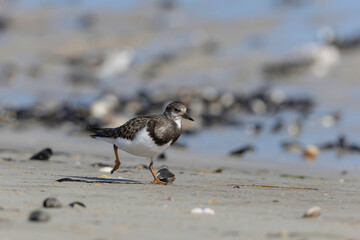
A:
303,206,321,218
69,201,86,208
28,210,50,222
43,198,62,208
30,148,53,161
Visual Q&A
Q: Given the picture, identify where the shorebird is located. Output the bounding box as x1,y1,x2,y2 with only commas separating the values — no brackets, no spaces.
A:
89,102,194,184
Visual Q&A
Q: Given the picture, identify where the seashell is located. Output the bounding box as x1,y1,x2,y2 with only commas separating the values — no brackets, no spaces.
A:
99,167,113,173
190,208,203,215
203,208,215,215
302,145,319,161
303,206,321,218
156,168,175,183
190,207,215,215
29,210,50,222
43,198,62,208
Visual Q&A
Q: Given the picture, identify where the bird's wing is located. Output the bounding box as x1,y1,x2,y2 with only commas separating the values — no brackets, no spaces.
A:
90,116,151,140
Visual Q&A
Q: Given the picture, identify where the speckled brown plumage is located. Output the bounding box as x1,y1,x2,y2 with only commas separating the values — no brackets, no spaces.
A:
90,114,181,146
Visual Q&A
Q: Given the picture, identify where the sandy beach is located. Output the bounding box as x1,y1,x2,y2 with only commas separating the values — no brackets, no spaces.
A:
0,128,360,240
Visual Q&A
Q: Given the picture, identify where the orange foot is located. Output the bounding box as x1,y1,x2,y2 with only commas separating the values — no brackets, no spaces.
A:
110,161,120,174
152,179,167,185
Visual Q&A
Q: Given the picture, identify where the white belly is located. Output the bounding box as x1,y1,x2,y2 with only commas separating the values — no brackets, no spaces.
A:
111,127,171,157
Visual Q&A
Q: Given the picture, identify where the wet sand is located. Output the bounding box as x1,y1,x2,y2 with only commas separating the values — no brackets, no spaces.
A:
1,128,360,240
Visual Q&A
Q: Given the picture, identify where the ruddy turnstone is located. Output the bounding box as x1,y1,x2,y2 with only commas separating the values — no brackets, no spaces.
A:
89,102,194,184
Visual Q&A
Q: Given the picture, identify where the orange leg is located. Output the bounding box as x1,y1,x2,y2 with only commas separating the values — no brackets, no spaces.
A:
110,145,121,174
149,158,166,184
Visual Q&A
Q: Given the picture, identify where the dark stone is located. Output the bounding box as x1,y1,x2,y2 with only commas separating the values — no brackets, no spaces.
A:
30,148,53,161
28,210,50,222
229,145,255,156
43,198,62,208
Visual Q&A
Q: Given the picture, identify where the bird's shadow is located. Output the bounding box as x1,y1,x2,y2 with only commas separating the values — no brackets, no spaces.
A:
56,175,142,184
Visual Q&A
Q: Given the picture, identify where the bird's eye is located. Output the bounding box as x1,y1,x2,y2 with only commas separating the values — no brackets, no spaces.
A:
174,108,181,112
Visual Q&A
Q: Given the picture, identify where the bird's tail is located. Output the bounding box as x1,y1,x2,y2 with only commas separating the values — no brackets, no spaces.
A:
87,126,113,138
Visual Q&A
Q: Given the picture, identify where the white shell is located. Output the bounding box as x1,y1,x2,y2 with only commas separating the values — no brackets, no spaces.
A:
190,208,203,215
203,208,215,215
190,207,215,215
99,167,113,173
303,206,321,218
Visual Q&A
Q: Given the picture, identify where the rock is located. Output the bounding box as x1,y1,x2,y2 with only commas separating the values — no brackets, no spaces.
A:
156,167,175,183
29,210,50,222
229,145,255,157
43,198,62,208
211,168,222,174
302,145,319,161
303,206,321,218
30,148,53,161
69,201,86,208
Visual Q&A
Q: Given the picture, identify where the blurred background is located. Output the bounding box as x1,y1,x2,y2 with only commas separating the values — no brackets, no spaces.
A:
1,0,360,168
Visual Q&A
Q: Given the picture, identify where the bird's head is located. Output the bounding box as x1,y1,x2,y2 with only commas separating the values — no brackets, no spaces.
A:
164,102,194,122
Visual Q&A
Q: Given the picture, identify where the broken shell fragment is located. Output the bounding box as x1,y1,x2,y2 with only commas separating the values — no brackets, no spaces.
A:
303,206,321,218
69,201,86,208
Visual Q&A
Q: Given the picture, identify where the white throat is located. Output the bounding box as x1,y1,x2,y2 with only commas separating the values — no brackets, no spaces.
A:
174,117,182,129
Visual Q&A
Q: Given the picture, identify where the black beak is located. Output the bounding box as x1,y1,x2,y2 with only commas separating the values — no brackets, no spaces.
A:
182,112,194,121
